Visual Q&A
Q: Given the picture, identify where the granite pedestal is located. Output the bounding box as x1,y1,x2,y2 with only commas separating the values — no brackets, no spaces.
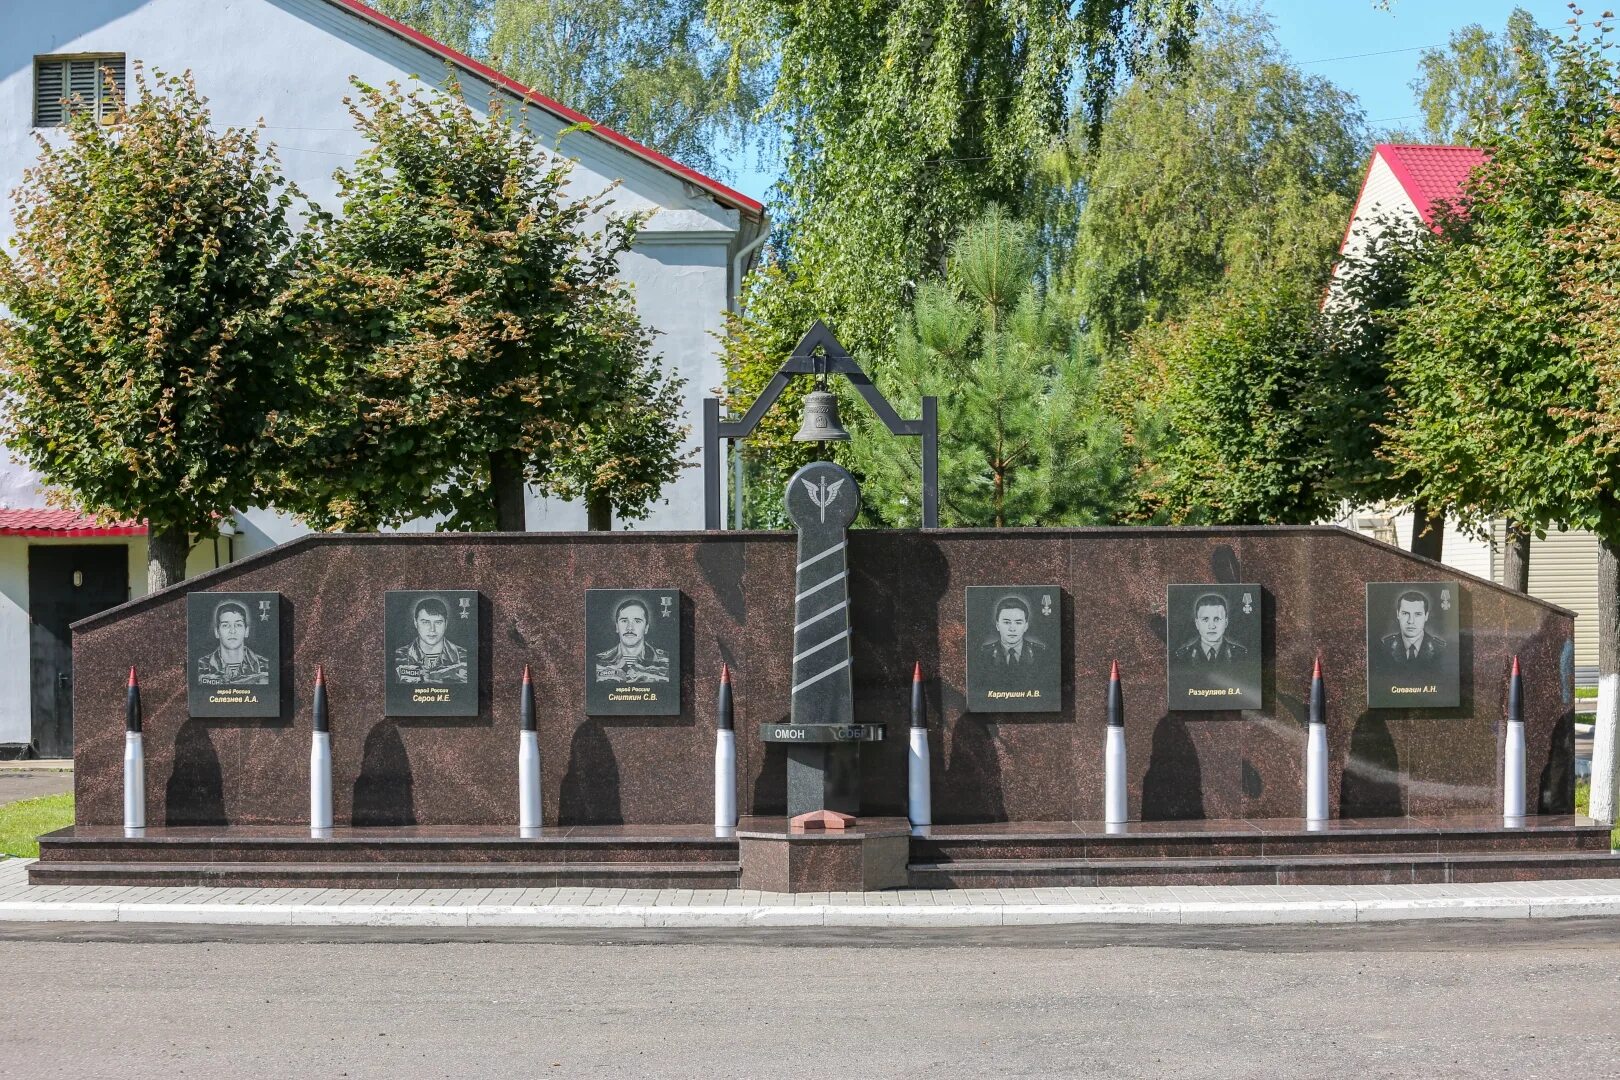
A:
736,816,910,892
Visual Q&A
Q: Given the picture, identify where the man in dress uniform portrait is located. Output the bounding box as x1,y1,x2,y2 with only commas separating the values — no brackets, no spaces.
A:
595,596,670,683
978,594,1049,689
393,596,469,685
1382,589,1447,672
1173,592,1249,664
196,600,271,686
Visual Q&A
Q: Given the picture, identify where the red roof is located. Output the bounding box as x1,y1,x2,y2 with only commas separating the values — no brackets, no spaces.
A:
0,509,146,537
325,0,764,218
1376,143,1490,227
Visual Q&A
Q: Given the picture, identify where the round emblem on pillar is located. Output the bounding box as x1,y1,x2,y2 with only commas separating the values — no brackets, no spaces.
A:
785,461,860,532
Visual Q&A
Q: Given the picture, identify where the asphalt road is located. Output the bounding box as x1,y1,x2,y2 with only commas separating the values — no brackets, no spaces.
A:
2,920,1618,1079
0,768,73,806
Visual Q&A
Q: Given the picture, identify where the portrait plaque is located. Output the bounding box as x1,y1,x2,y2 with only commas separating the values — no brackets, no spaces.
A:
585,589,681,716
186,591,281,717
384,590,479,716
1166,584,1263,711
1366,581,1461,708
964,586,1062,713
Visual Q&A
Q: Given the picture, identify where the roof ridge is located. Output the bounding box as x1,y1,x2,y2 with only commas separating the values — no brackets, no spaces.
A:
321,0,763,217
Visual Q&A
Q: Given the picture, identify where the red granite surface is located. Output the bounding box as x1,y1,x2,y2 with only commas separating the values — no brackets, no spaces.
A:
68,527,1576,829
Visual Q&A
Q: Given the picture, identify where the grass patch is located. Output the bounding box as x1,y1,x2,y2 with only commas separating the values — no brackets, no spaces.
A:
1575,781,1620,849
1577,686,1598,700
0,793,74,859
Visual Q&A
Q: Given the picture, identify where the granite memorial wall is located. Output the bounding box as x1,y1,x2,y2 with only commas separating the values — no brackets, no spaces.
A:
67,527,1576,828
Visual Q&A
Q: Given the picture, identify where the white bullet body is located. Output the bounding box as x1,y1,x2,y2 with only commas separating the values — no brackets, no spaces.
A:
123,731,145,837
1503,720,1526,826
1104,725,1127,825
714,729,737,831
519,729,542,838
908,725,932,828
1305,721,1329,826
310,731,333,839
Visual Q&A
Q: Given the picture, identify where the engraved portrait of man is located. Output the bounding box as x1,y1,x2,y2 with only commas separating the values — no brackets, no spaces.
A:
196,600,271,686
594,596,670,684
393,595,469,685
1173,592,1250,665
1381,589,1447,672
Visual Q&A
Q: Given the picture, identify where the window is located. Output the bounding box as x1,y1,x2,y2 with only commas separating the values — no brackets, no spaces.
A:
34,55,126,127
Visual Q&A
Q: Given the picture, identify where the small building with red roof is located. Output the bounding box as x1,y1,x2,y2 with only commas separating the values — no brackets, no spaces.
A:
1331,143,1600,683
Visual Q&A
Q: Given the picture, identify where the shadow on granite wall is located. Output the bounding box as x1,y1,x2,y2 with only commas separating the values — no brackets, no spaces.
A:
559,719,621,825
939,714,1006,823
1340,713,1404,817
165,719,226,826
1141,716,1204,820
1538,710,1575,815
352,720,416,827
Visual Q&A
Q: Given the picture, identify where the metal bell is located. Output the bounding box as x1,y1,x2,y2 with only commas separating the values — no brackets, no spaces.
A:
793,389,851,442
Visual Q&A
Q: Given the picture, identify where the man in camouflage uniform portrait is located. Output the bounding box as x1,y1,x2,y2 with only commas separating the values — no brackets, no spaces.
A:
594,596,670,683
393,596,469,685
196,600,271,686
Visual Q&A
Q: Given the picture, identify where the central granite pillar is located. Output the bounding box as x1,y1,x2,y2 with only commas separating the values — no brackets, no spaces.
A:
764,460,882,817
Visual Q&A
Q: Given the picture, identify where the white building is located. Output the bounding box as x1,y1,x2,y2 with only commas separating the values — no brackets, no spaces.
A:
1333,143,1599,680
0,0,766,755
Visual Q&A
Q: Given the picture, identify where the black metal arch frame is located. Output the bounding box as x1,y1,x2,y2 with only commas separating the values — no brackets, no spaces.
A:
703,320,939,529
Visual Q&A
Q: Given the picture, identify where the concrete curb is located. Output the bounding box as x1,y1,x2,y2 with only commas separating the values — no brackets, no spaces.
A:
3,894,1620,928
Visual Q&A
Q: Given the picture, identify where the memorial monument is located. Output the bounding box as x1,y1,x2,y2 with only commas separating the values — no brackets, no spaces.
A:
761,459,882,818
29,323,1611,894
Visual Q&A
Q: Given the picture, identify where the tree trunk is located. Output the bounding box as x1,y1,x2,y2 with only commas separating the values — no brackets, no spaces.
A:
489,452,526,532
1501,523,1531,594
1591,535,1620,825
586,492,611,532
1409,501,1444,562
146,524,190,594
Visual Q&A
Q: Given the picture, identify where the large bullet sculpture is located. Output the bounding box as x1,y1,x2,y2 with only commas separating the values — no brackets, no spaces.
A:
519,666,542,838
1305,657,1329,829
1104,661,1127,829
715,664,737,832
310,666,333,839
1504,656,1525,826
908,662,932,831
123,666,145,838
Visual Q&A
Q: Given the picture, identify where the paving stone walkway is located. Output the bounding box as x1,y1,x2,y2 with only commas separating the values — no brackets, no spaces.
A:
4,858,1620,927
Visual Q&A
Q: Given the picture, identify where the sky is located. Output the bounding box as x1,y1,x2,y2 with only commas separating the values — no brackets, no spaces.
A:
717,0,1581,206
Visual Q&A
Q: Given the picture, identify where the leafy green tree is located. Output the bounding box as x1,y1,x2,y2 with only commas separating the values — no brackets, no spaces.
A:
369,0,492,54
370,0,756,175
717,262,822,529
1070,6,1368,358
846,208,1130,528
0,69,300,590
1114,279,1331,526
1314,213,1464,561
1411,7,1553,144
1380,24,1620,815
542,304,692,530
272,76,668,532
711,0,1197,364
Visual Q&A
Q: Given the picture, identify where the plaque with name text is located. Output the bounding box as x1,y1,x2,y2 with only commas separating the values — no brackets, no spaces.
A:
585,589,681,716
384,590,479,716
1367,581,1461,709
965,586,1062,712
1166,584,1263,711
186,592,281,717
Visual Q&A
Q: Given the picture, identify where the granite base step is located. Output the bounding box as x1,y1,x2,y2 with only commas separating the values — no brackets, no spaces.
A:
26,860,742,889
909,850,1620,888
36,831,735,867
